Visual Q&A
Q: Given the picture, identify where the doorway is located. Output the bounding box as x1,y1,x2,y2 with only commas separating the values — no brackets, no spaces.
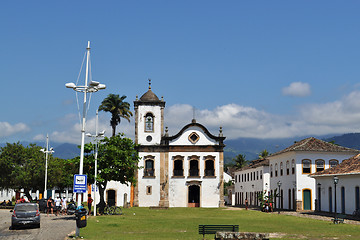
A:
188,185,200,207
107,190,116,206
303,189,311,210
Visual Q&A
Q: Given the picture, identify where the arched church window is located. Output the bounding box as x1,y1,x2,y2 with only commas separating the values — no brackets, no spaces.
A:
173,155,184,177
145,113,154,132
189,156,199,177
144,158,155,177
204,156,215,177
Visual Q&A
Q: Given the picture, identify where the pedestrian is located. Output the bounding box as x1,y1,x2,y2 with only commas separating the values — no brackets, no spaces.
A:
245,198,249,210
265,201,269,213
54,196,61,216
87,194,93,215
47,197,54,216
61,197,67,215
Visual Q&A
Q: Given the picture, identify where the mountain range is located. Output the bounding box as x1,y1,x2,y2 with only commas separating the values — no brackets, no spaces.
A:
2,133,360,164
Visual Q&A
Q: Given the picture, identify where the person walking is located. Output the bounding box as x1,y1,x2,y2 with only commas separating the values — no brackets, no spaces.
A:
47,197,54,216
61,197,67,215
245,198,249,210
54,196,61,216
87,194,93,215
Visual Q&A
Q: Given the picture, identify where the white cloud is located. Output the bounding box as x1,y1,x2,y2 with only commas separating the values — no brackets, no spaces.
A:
0,122,30,137
164,91,360,139
19,90,360,143
50,114,134,144
33,134,45,141
282,82,311,97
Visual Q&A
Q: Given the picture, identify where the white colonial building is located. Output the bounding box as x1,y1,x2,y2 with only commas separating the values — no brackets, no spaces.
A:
311,154,360,215
234,137,359,211
234,159,270,207
133,83,226,207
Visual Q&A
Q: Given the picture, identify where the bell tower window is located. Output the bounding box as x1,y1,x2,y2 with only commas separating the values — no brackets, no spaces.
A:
145,113,154,132
143,156,155,177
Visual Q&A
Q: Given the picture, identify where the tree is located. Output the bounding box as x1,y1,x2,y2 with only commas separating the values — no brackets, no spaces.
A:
98,94,133,137
258,149,269,159
83,133,140,213
233,154,248,169
0,142,74,200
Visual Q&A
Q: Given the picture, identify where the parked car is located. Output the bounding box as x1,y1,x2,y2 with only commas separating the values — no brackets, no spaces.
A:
11,203,40,229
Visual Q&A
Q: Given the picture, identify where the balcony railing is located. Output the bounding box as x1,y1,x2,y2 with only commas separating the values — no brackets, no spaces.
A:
144,169,154,177
189,169,199,177
205,169,215,176
173,169,184,177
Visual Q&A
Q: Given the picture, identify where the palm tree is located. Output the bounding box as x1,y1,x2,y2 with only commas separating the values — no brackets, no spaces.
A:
233,154,248,169
98,94,133,136
258,149,269,159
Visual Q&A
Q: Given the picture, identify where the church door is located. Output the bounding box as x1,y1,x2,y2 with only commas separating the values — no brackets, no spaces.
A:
188,185,200,207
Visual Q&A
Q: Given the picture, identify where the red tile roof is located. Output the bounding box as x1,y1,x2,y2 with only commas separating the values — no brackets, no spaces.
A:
269,137,359,157
236,159,269,171
311,153,360,176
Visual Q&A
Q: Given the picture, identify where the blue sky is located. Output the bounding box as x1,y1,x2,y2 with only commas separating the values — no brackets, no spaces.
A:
1,1,360,144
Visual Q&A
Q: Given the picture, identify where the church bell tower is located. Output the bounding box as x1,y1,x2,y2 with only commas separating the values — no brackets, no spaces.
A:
134,79,165,145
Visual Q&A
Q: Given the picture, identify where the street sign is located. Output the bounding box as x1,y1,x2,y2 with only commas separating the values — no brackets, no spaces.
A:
91,184,98,192
73,174,87,193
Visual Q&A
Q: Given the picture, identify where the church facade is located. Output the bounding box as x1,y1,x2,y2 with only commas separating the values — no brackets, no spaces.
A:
133,84,226,207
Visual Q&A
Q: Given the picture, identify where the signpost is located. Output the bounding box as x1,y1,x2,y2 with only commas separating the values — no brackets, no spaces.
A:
74,174,87,193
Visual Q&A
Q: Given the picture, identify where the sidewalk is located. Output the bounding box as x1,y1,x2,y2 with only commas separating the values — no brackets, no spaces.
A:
275,210,360,225
224,206,360,225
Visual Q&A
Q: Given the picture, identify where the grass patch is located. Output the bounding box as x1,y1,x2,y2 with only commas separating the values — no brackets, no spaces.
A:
78,208,360,240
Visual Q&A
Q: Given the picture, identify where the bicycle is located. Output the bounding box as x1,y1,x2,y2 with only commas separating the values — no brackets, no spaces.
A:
97,203,122,215
110,206,122,215
353,209,360,218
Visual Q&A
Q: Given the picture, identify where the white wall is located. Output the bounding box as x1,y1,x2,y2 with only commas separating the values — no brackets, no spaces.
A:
315,175,360,215
0,189,15,202
268,151,356,211
234,165,269,206
168,151,221,207
138,152,161,207
137,105,163,145
169,126,215,146
92,181,131,207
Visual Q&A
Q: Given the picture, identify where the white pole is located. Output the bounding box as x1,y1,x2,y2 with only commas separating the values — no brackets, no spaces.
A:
44,134,49,199
78,41,90,208
76,41,90,237
94,110,98,216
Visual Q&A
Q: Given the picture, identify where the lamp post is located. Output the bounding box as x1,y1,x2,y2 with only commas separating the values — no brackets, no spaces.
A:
277,181,282,214
40,134,54,199
66,41,105,237
333,176,339,223
65,41,106,209
86,110,105,216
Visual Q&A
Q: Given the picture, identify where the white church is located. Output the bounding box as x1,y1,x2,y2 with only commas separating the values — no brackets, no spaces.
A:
97,82,226,208
132,82,226,207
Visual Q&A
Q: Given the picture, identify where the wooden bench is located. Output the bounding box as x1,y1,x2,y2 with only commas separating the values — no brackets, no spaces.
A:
332,214,346,224
199,225,239,239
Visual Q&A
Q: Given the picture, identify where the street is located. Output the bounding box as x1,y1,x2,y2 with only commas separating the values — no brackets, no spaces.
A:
0,209,76,240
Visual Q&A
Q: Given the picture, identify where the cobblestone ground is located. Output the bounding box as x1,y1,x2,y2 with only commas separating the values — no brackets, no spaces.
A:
276,210,360,225
0,209,76,240
225,206,360,225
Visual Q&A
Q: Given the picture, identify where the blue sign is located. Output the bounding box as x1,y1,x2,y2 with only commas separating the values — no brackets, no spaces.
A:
73,174,87,193
91,184,98,192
